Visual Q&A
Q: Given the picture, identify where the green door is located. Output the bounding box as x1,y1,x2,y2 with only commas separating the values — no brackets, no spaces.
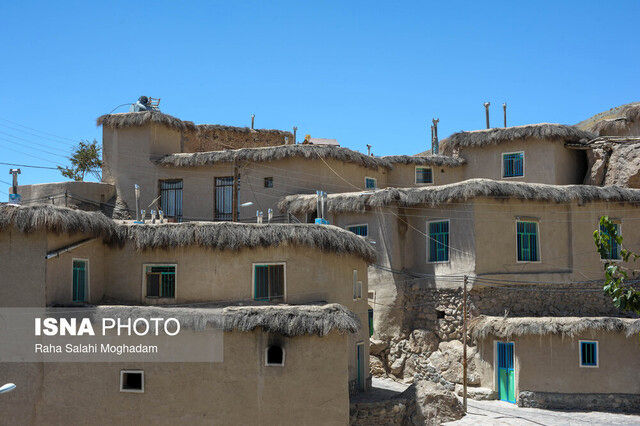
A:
497,342,515,403
356,343,365,391
72,260,87,302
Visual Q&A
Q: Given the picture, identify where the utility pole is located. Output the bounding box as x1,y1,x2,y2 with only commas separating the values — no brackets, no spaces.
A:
232,161,239,222
484,102,491,129
462,275,468,413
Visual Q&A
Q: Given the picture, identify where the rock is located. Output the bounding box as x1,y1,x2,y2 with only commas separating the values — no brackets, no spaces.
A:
455,384,497,401
407,329,439,354
389,354,406,376
426,350,450,372
370,338,388,356
370,356,386,377
411,380,465,424
441,361,463,383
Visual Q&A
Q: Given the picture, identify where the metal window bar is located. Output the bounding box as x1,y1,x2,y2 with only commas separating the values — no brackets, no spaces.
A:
254,265,284,301
72,260,87,302
365,178,376,189
599,224,620,260
429,221,449,262
160,180,183,219
215,177,234,221
146,266,175,298
517,221,538,261
347,225,368,237
581,342,597,366
503,153,523,178
416,167,433,183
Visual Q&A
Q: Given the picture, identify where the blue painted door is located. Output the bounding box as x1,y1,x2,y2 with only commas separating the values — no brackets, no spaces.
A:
497,342,515,403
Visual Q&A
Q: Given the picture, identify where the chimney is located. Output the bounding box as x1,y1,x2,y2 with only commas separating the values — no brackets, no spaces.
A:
503,103,507,128
251,114,255,130
9,168,20,194
484,102,490,129
293,126,298,144
431,118,439,155
366,144,372,156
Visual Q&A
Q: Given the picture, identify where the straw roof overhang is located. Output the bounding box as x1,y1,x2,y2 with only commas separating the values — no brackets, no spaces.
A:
278,178,640,214
157,144,392,170
97,111,291,135
471,315,640,339
63,303,360,337
440,123,595,154
381,154,466,167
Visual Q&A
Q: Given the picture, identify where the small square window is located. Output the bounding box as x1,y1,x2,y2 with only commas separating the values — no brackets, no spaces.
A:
254,264,285,301
347,224,368,237
120,370,144,392
266,345,285,366
580,341,598,367
416,167,433,184
264,177,273,188
365,177,377,189
145,265,176,298
503,152,524,178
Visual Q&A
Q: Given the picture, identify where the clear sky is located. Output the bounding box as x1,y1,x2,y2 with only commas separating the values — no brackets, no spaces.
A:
1,1,639,195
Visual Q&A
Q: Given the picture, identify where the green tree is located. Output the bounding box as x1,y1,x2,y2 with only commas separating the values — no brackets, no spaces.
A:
593,216,640,313
58,139,102,181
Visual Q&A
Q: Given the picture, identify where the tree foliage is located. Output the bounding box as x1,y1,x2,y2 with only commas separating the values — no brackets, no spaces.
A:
593,216,640,313
58,140,102,181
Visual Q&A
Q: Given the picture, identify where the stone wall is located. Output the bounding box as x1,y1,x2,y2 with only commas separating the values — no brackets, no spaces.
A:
182,127,293,152
518,391,640,413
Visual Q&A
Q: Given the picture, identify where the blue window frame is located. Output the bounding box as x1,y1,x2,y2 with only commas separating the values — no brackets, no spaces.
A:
72,259,88,302
517,221,539,262
599,222,621,260
253,264,285,301
347,224,368,237
503,152,524,178
145,265,176,298
428,220,449,262
365,177,377,189
580,341,598,367
416,167,433,184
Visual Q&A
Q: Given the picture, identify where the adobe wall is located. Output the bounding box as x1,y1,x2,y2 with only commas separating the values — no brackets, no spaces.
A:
16,181,116,211
385,163,465,188
0,230,47,307
182,127,293,152
0,331,350,425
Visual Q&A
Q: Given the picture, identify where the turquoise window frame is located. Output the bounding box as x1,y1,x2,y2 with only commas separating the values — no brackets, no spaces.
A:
347,224,368,237
428,220,450,263
415,166,433,184
579,341,598,367
72,259,89,302
516,221,539,262
253,263,286,301
599,222,621,260
365,177,377,189
503,152,524,178
145,265,176,299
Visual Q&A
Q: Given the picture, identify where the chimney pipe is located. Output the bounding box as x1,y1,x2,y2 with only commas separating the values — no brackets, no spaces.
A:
293,126,298,144
9,168,21,195
366,144,372,156
134,184,141,222
503,103,507,128
251,114,255,130
431,118,439,154
484,102,491,129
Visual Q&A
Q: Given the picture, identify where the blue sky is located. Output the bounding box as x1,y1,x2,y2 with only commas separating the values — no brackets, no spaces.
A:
1,1,639,194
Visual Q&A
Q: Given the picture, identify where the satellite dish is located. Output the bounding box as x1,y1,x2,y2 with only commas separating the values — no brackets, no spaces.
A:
0,383,16,394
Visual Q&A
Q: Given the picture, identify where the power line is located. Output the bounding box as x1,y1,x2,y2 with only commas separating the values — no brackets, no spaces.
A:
0,162,59,170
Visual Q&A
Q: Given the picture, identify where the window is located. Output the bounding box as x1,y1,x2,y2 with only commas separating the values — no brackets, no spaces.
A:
264,177,273,188
517,221,539,262
253,264,285,301
72,259,88,302
580,341,598,367
365,177,377,189
347,224,368,237
352,270,362,300
599,222,621,260
428,220,449,262
503,152,524,178
265,346,285,366
159,180,183,219
415,167,433,184
215,176,235,221
368,308,374,337
120,370,144,393
145,265,176,298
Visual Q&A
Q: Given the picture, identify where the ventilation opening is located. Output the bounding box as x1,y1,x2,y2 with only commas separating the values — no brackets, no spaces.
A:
120,371,144,392
436,310,446,319
266,345,285,366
